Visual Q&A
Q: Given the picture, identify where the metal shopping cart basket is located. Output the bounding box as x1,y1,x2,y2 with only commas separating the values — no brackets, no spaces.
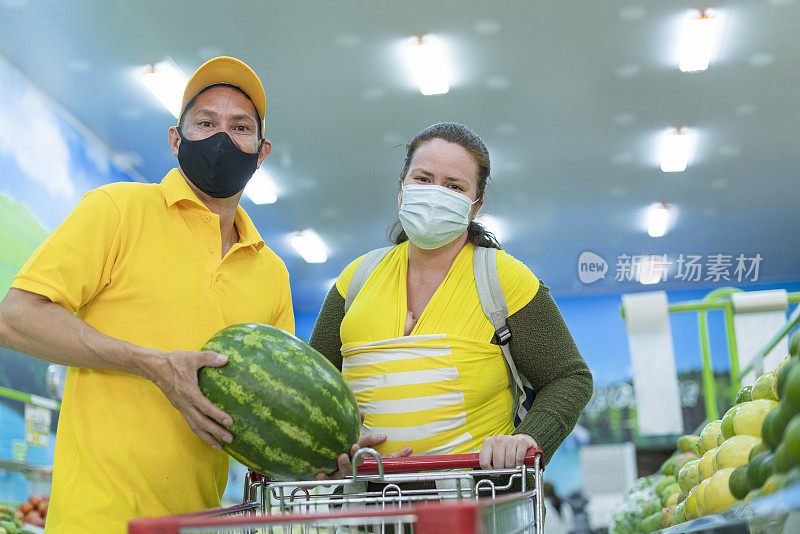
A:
129,446,544,534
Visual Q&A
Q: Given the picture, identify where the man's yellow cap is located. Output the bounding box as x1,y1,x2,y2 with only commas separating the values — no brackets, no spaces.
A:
179,56,266,131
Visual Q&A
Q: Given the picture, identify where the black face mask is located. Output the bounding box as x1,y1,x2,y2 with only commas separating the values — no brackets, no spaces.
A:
177,131,262,198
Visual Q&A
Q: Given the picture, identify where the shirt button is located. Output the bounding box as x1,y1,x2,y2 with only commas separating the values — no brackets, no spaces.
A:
216,274,222,281
208,247,214,254
204,216,211,222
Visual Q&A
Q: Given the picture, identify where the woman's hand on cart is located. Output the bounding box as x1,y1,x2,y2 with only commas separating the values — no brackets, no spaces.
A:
478,434,538,469
315,433,413,480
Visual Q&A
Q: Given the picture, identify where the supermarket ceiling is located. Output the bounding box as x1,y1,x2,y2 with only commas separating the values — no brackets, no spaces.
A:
0,0,798,309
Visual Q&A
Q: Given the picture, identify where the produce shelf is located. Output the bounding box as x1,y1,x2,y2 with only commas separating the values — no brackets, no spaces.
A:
659,481,800,533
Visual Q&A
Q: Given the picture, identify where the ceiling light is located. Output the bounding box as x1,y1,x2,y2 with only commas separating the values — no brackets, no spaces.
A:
290,229,328,263
244,168,278,205
402,35,451,96
746,52,776,68
139,60,188,118
660,128,695,172
678,10,721,73
647,203,672,238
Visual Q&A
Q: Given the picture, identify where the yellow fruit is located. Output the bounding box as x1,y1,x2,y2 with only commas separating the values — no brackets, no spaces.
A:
678,458,701,493
665,492,680,508
743,487,761,503
656,475,677,496
660,455,678,475
689,435,702,456
678,434,699,453
670,502,687,525
661,483,682,506
699,420,722,455
695,478,712,516
716,435,763,469
675,451,699,474
760,473,785,496
733,399,779,436
661,505,675,528
699,447,718,481
703,467,737,515
773,356,792,400
721,406,739,441
752,371,777,401
684,486,699,519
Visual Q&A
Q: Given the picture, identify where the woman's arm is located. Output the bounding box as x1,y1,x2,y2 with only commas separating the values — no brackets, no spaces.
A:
506,283,593,464
309,285,346,370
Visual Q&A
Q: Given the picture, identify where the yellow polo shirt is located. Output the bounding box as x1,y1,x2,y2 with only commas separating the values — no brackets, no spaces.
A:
11,169,294,533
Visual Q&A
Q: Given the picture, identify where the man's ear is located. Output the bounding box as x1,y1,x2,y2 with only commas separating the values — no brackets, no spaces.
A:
168,126,180,157
257,138,272,166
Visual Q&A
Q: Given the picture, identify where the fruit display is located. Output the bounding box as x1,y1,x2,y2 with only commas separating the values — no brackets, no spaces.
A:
1,498,44,533
14,495,48,528
610,330,800,533
197,323,361,481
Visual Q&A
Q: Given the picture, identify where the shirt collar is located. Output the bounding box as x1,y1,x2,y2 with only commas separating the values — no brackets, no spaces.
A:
233,205,265,250
160,168,265,251
160,168,205,208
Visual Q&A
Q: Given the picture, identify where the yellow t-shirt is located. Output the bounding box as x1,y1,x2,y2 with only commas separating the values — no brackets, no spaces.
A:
11,169,294,533
335,241,537,456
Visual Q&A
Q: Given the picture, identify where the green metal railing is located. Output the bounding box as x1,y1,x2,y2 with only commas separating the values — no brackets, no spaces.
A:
621,288,800,421
737,303,800,380
0,385,60,411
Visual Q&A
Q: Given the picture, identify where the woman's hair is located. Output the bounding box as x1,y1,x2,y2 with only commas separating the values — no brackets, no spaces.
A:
389,122,501,250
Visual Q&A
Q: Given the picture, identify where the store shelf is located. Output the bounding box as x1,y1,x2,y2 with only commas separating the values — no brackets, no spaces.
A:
660,481,800,533
0,459,52,475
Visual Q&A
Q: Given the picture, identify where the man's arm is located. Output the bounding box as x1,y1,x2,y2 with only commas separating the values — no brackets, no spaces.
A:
0,288,234,450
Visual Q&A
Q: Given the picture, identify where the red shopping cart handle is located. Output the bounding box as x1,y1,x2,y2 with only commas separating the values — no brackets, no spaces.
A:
357,447,542,475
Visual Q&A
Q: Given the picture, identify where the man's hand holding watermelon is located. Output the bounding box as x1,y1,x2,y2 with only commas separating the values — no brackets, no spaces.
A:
147,349,235,451
0,289,236,452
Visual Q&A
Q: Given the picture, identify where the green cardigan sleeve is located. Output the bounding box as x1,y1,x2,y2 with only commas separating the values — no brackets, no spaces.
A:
309,285,345,370
308,281,594,465
508,283,593,465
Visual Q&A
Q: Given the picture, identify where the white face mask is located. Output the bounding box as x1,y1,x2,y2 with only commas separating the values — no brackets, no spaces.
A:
398,184,478,250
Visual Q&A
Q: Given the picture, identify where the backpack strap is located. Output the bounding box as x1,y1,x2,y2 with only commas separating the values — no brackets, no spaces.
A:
473,246,534,426
472,246,512,346
344,247,393,313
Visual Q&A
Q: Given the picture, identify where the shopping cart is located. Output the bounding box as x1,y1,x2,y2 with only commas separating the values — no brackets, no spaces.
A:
129,446,544,534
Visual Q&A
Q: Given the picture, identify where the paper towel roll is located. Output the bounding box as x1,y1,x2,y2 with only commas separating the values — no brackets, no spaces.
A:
731,290,788,314
732,290,789,384
622,291,684,436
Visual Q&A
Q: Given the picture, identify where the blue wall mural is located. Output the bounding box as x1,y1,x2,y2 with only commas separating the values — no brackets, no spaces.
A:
0,54,138,232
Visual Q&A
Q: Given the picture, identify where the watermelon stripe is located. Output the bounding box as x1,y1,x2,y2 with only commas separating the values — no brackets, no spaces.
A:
211,373,339,460
198,323,360,480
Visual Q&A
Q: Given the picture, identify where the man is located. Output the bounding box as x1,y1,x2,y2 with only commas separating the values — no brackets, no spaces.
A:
0,57,293,532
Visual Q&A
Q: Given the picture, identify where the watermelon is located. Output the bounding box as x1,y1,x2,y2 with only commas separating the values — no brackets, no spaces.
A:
198,323,360,480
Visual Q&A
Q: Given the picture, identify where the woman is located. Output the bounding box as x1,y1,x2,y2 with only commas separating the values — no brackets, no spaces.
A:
311,122,592,474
